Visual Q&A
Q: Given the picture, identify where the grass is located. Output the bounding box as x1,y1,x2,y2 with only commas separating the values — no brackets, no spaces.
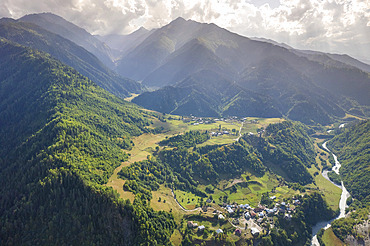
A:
196,172,297,207
170,229,183,246
307,145,342,211
315,173,342,211
105,122,175,201
124,93,139,102
322,227,345,246
174,190,203,209
150,185,194,222
104,115,315,245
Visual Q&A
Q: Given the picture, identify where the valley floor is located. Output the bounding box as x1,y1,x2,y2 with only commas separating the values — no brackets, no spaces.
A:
106,115,346,245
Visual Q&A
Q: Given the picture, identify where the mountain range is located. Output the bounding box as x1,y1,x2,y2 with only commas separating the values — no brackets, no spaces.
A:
0,14,143,98
0,12,369,245
0,12,369,125
108,17,369,125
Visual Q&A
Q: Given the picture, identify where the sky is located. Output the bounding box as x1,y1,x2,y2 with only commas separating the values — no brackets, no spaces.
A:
1,0,369,62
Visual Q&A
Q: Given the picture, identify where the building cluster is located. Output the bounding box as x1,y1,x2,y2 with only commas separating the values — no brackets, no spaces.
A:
221,197,301,231
187,221,223,235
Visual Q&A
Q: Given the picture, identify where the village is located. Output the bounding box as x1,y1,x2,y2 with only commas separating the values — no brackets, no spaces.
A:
186,195,301,240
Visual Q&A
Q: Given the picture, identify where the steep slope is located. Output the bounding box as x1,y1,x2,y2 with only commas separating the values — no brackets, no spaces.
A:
19,12,115,69
327,120,370,205
0,39,175,245
239,57,346,125
133,70,282,117
120,17,370,124
240,121,315,184
0,20,143,97
251,37,370,73
96,27,155,58
143,38,236,87
117,17,204,81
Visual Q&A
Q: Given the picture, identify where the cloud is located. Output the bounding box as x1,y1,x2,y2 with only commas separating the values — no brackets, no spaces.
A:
0,0,369,60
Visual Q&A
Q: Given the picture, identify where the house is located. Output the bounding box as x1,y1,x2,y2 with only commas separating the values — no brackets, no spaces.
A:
251,228,260,236
257,218,263,224
254,207,263,213
259,212,264,218
293,199,300,205
244,212,251,219
284,214,292,220
198,225,205,232
270,196,276,200
218,214,225,220
227,207,234,214
239,204,250,210
266,209,274,216
250,211,257,217
187,221,194,228
235,229,242,236
216,229,223,234
206,198,212,203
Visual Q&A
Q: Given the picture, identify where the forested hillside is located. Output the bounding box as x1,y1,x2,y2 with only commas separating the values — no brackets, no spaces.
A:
0,39,175,245
0,20,142,98
124,18,370,125
240,121,315,184
328,120,370,205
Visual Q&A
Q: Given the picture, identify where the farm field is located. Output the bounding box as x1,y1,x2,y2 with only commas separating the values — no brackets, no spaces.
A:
107,114,343,245
322,227,345,246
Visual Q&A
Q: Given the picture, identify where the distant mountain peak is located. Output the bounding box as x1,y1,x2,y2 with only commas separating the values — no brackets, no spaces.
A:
172,16,187,23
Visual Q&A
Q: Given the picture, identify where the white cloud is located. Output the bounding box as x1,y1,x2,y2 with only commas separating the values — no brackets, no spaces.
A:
0,0,369,60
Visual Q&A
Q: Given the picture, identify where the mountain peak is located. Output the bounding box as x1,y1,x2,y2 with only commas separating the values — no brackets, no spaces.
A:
172,16,186,23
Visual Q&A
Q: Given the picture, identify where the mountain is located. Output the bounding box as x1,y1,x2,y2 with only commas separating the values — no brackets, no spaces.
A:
19,12,115,69
251,37,370,73
123,17,370,124
0,19,143,97
0,39,175,245
133,70,281,117
96,27,155,58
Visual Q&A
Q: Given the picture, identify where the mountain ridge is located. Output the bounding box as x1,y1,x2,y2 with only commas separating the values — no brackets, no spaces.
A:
0,19,143,98
125,17,370,124
19,12,115,69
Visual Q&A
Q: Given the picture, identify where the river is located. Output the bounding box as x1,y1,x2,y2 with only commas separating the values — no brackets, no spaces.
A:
311,142,350,246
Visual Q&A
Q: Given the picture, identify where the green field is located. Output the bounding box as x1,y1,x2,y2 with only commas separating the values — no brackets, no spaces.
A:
109,115,338,245
322,227,345,246
174,172,300,208
307,145,342,211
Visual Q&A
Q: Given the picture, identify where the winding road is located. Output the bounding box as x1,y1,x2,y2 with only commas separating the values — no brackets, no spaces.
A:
235,122,244,141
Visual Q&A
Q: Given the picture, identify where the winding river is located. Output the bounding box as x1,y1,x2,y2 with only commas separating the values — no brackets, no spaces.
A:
311,142,350,246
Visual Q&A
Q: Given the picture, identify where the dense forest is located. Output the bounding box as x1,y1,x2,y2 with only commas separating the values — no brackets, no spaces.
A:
240,121,315,184
0,39,175,245
119,141,266,200
0,11,369,246
159,130,210,147
328,120,370,205
326,120,370,243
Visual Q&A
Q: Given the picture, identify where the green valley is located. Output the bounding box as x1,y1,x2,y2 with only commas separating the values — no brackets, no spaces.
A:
0,11,369,246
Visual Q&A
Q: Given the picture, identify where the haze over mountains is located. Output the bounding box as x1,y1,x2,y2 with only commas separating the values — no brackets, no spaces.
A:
0,14,143,98
0,13,369,125
113,17,369,125
0,11,369,245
